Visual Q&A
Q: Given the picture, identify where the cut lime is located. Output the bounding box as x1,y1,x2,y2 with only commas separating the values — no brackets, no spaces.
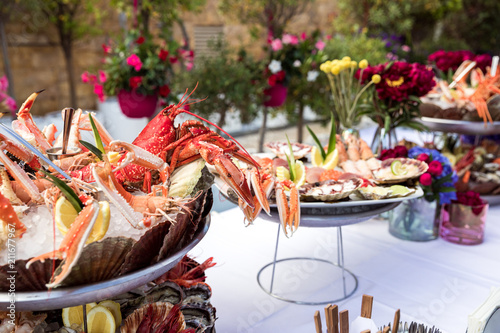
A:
390,160,408,176
390,185,411,196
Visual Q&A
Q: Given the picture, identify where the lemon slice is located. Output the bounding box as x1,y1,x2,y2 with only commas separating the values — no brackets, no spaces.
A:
276,166,290,182
390,160,408,176
311,146,339,170
107,151,120,164
98,300,122,327
87,305,116,333
62,302,97,327
55,197,110,244
294,160,306,187
390,185,411,196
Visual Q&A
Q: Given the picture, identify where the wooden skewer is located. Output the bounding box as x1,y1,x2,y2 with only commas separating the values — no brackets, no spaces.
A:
392,309,400,333
361,330,371,333
314,310,322,333
331,305,339,333
382,327,390,333
325,304,332,333
361,294,374,319
339,310,349,333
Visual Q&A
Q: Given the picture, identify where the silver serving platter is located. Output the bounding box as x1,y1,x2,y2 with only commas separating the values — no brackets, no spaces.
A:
417,117,500,135
0,216,210,311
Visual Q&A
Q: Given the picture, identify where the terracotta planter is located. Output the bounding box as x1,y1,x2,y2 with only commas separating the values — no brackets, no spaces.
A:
117,90,158,118
263,84,287,107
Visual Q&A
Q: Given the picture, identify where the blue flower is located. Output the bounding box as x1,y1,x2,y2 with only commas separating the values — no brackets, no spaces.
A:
439,191,457,204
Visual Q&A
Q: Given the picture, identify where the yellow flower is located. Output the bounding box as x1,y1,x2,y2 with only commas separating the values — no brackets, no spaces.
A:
359,59,368,69
331,65,341,75
342,56,351,62
371,74,381,84
350,61,357,69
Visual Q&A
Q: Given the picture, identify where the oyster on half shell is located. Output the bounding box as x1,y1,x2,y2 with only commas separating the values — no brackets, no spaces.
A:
357,185,417,200
299,178,362,202
265,141,312,160
372,158,428,184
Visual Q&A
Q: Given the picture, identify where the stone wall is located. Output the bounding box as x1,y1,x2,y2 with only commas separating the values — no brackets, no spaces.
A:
0,0,337,115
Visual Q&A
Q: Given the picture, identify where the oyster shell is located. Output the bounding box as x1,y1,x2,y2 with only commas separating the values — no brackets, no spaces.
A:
181,302,217,332
299,178,362,202
56,237,135,287
265,141,312,159
357,186,392,200
373,158,428,184
0,258,61,292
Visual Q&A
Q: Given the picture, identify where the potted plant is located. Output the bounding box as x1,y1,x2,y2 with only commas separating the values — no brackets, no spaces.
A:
82,29,193,118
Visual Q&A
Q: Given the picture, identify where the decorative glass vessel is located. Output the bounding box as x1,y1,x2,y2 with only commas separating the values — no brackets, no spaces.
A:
371,126,398,156
389,198,440,241
440,201,488,245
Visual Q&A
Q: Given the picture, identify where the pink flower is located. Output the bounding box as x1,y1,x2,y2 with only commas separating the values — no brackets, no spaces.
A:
81,71,90,83
93,84,105,102
315,40,325,51
186,62,194,71
300,32,307,40
419,173,432,186
169,56,178,64
89,74,97,83
0,76,8,92
428,160,443,176
326,35,332,40
102,44,111,54
4,97,17,111
401,45,411,52
98,70,107,83
271,39,283,51
126,54,142,71
282,34,298,45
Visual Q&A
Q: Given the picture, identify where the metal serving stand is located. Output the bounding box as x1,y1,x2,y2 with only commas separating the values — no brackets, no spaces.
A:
0,216,210,312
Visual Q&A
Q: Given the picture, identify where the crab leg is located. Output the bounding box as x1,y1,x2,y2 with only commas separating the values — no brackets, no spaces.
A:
26,201,100,288
0,143,43,204
0,133,41,170
0,192,26,239
42,123,57,146
275,181,300,237
12,91,52,153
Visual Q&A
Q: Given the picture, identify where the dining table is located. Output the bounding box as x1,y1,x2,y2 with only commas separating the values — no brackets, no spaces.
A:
189,190,500,333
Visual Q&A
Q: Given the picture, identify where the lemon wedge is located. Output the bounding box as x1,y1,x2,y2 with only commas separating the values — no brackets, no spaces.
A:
55,197,110,244
87,305,116,333
311,146,339,170
98,300,122,327
275,161,306,188
390,160,408,176
276,166,290,182
107,151,120,164
62,303,97,328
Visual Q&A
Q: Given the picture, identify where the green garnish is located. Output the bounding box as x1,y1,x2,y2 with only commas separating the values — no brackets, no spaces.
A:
39,169,83,212
285,135,296,181
307,111,337,161
89,114,105,154
79,140,103,161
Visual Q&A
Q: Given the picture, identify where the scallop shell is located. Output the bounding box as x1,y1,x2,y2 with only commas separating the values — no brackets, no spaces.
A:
299,178,362,202
372,158,428,184
265,141,312,160
56,236,135,287
0,258,61,292
181,302,217,331
120,302,186,333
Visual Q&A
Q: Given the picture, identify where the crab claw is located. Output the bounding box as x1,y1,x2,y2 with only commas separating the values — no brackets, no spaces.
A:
26,201,100,288
275,181,300,237
0,142,43,204
0,192,26,239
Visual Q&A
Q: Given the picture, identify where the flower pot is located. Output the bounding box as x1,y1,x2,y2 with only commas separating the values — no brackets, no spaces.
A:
263,84,287,107
117,90,158,118
440,201,488,245
388,198,440,241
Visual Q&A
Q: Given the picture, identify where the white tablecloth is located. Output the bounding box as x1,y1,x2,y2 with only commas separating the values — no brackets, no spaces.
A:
191,203,500,333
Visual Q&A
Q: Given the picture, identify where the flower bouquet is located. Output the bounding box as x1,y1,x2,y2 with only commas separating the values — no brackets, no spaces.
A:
428,50,492,80
388,147,458,241
83,30,193,117
440,191,488,245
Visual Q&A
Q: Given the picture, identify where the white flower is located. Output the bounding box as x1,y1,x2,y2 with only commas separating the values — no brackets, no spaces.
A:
307,70,319,82
293,60,302,67
268,60,282,74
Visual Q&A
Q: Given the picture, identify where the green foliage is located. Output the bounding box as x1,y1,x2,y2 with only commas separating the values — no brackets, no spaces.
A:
172,38,267,128
323,32,387,65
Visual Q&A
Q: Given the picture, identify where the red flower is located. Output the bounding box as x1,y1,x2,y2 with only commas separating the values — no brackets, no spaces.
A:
417,153,430,164
268,74,278,87
102,44,111,54
158,49,169,61
159,84,170,97
428,160,443,176
129,76,142,89
474,54,493,73
393,145,408,158
135,36,145,44
419,173,432,186
380,149,396,161
456,191,485,214
169,56,178,64
428,50,474,72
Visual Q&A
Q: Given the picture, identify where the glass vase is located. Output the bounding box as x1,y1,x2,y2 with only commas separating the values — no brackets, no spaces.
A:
388,198,440,241
371,126,398,156
439,201,488,245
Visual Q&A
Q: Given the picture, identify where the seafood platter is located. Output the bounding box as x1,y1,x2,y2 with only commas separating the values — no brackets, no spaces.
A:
0,89,298,314
418,59,500,134
218,132,425,233
0,255,217,332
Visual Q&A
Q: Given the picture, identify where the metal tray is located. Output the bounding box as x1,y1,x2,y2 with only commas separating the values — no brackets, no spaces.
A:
417,117,500,135
0,216,210,311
